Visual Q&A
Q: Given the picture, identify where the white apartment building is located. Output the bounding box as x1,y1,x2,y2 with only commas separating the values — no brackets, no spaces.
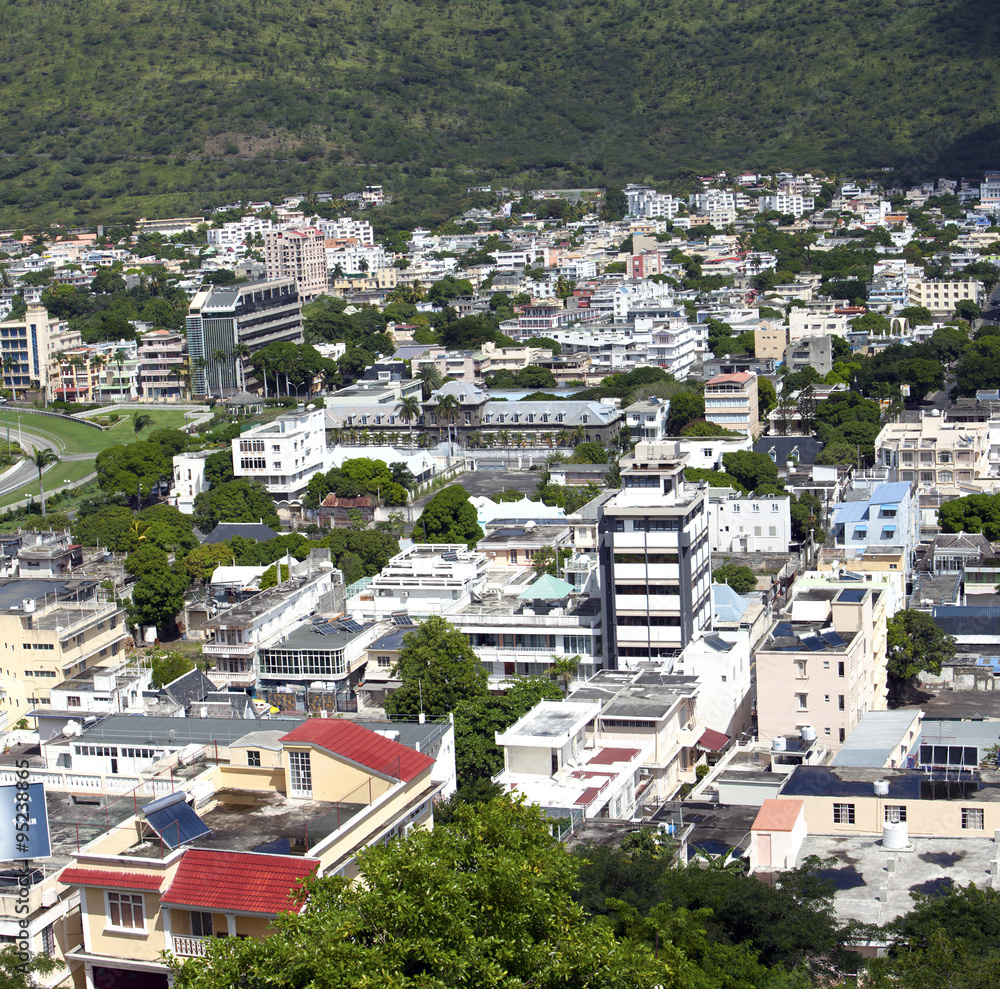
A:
704,371,762,439
231,407,327,508
649,323,700,378
980,170,1000,210
264,227,327,302
172,450,214,514
625,184,683,219
708,491,792,554
598,443,712,665
326,244,391,276
876,417,990,492
206,216,275,248
348,544,488,619
688,191,737,213
314,217,375,245
758,194,815,217
788,309,851,342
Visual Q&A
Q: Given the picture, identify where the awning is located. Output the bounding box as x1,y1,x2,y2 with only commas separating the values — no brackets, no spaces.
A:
853,523,868,531
882,524,897,532
698,728,731,752
880,504,898,512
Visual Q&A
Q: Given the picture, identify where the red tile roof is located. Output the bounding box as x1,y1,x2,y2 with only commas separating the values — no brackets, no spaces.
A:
161,850,319,914
706,372,754,385
574,786,603,807
279,720,434,782
587,747,640,765
752,799,804,833
60,868,162,892
698,728,731,752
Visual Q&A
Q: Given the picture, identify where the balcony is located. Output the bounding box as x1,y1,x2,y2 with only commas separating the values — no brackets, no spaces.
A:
202,641,255,659
171,936,209,958
208,668,257,688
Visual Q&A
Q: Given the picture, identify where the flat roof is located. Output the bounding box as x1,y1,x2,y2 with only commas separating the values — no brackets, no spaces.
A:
782,765,1000,802
66,715,303,747
831,710,922,768
259,618,375,653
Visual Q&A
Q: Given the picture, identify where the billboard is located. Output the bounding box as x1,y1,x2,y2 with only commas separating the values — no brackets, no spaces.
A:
0,782,51,861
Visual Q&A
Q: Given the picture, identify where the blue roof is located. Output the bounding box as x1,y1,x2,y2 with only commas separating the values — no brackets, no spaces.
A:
871,482,911,504
712,583,749,623
832,502,869,525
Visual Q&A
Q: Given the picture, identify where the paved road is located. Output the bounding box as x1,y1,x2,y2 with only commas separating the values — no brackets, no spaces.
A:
0,425,93,500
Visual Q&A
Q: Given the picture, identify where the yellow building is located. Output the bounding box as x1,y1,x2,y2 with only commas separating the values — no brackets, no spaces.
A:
57,718,440,989
0,579,129,732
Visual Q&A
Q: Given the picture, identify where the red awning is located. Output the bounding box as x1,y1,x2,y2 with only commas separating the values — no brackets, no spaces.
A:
698,728,731,752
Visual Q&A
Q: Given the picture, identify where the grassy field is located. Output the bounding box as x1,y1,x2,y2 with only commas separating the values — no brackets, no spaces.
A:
0,408,200,509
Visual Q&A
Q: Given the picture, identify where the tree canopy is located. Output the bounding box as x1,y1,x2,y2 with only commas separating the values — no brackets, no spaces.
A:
95,441,170,504
885,609,955,686
412,484,483,547
193,479,279,532
711,564,757,595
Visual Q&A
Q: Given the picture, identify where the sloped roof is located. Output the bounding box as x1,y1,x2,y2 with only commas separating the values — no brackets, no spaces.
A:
60,868,162,892
752,799,803,833
279,719,434,782
712,583,749,623
204,522,279,545
320,494,374,508
160,849,318,914
518,573,575,600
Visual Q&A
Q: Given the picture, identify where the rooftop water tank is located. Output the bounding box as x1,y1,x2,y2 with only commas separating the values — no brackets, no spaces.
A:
883,820,909,850
874,780,890,797
801,725,817,743
771,736,787,752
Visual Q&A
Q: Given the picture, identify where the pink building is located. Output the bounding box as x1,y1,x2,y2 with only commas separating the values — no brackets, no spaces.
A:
264,227,327,302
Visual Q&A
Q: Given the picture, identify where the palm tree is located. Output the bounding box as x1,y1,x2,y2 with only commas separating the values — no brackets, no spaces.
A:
30,447,59,517
417,363,443,400
112,349,128,402
91,354,107,401
231,342,252,393
574,423,586,446
547,655,580,697
397,395,422,450
211,349,228,399
358,258,370,274
132,412,155,438
411,280,426,302
332,263,345,281
434,393,460,454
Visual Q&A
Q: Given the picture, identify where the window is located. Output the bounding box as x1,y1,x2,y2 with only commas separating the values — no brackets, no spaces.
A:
107,891,145,930
962,807,984,830
838,695,845,711
795,660,807,678
247,750,261,767
191,911,214,937
833,803,855,825
838,661,845,678
884,805,906,823
67,696,81,708
795,692,808,710
289,750,313,797
41,925,55,955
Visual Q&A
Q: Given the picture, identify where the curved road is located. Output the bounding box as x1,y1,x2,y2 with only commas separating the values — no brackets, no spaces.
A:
0,424,93,501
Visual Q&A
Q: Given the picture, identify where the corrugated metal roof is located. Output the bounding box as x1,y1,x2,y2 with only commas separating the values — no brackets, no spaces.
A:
833,501,870,524
871,481,912,503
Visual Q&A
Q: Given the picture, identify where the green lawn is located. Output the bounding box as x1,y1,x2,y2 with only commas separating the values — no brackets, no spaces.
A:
0,408,202,509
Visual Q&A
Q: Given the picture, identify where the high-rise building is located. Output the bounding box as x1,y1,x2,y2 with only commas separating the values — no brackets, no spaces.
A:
264,227,327,302
185,279,303,398
0,305,80,400
598,442,711,667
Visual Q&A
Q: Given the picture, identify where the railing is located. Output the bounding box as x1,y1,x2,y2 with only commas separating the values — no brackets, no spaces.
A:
201,641,255,659
171,936,209,958
0,766,175,797
208,669,257,687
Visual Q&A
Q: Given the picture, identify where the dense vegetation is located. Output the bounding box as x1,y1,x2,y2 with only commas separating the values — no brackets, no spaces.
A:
2,0,999,224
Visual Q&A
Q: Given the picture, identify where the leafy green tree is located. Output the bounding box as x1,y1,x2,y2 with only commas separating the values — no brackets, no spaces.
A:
721,451,781,493
148,427,188,458
757,376,777,416
95,441,169,506
938,492,1000,540
136,503,198,554
955,299,983,323
711,563,757,594
679,420,741,437
203,449,235,486
666,391,705,434
193,479,279,532
568,441,608,464
412,484,483,547
0,945,59,988
128,560,190,634
684,467,746,492
132,412,155,438
72,504,138,552
886,609,955,689
898,305,934,327
181,542,235,582
149,649,194,687
383,615,489,718
790,493,826,542
956,336,1000,395
532,544,571,577
259,561,290,588
170,799,668,989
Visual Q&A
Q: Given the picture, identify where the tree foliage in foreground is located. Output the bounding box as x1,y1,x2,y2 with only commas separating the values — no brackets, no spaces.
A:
886,608,955,685
171,799,749,989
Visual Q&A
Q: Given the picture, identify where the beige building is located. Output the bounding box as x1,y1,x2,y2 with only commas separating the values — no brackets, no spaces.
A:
755,584,888,750
907,278,985,315
754,321,789,361
876,417,990,492
264,227,327,302
703,371,762,439
787,309,851,342
0,578,129,732
0,305,81,400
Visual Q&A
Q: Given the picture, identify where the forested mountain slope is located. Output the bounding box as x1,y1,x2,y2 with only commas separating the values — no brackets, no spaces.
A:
1,0,997,221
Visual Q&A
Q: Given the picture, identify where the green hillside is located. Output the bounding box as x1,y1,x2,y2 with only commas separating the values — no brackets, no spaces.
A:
1,0,998,224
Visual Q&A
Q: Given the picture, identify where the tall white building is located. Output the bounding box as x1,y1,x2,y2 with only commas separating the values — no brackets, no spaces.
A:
708,490,792,553
231,407,327,509
598,442,711,666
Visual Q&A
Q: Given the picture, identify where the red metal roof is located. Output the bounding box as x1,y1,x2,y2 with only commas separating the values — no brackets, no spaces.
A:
574,786,603,807
698,728,731,752
60,868,162,892
752,799,804,833
161,849,319,914
587,747,640,765
279,719,434,782
706,372,753,385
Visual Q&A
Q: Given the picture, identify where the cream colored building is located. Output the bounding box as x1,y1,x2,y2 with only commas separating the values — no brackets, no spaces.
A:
754,321,789,361
876,417,990,492
0,579,129,732
703,371,762,439
907,278,985,315
264,227,327,302
756,584,888,751
0,305,81,400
